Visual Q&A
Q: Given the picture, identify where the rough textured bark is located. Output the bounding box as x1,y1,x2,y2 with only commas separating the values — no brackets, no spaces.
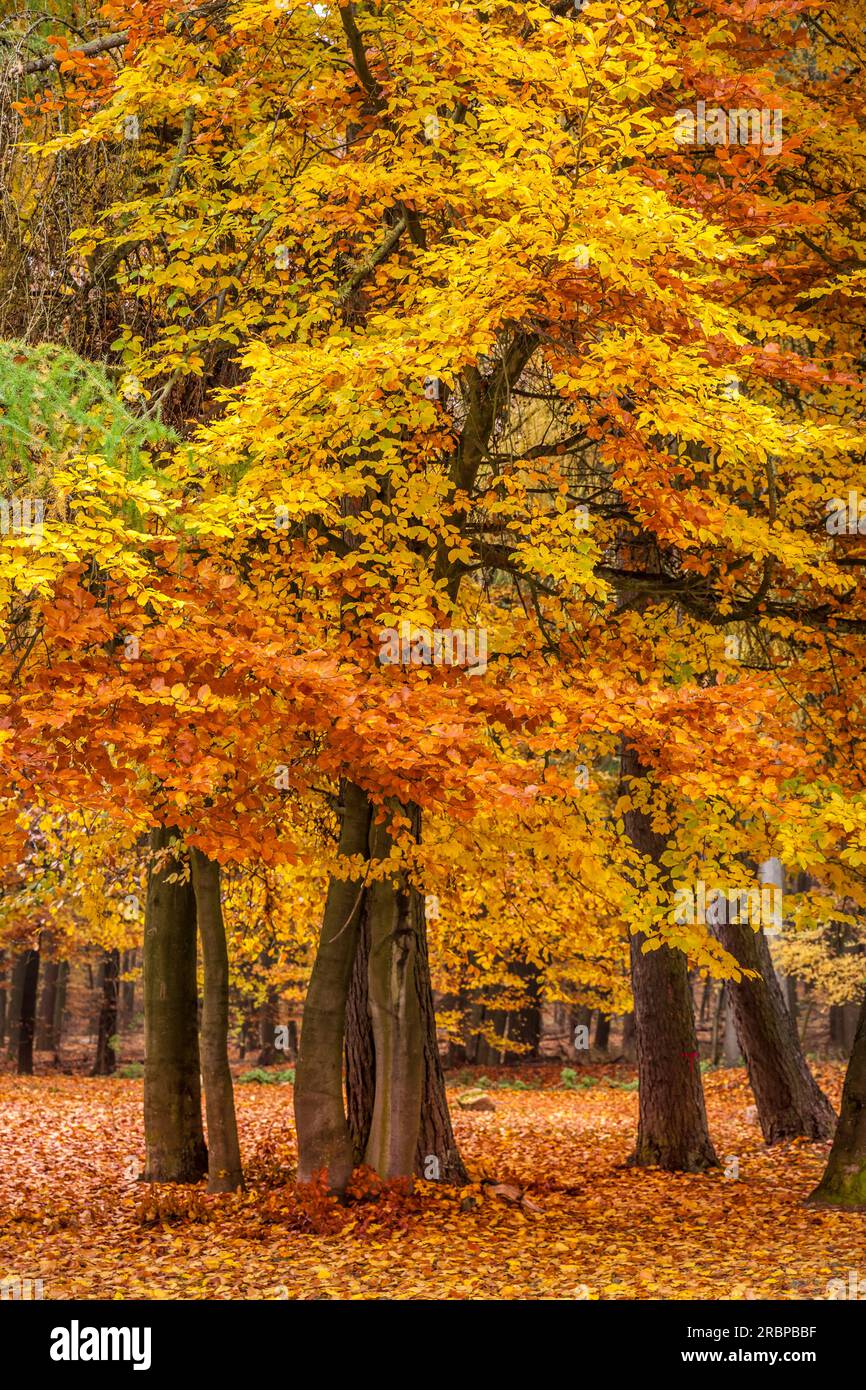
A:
715,916,835,1143
295,780,372,1189
809,987,866,1208
622,743,717,1171
143,827,207,1183
346,898,375,1164
17,945,40,1076
92,948,119,1076
190,848,244,1193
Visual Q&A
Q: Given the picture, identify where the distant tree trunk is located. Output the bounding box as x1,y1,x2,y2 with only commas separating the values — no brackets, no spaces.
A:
594,1011,610,1053
52,961,69,1058
714,916,835,1143
36,955,60,1051
829,1002,859,1057
439,990,467,1069
810,987,866,1209
120,949,137,1027
257,985,280,1065
190,848,244,1193
698,978,713,1028
92,948,119,1076
722,989,739,1067
17,945,40,1075
0,949,7,1045
471,959,542,1066
571,1003,592,1062
6,952,27,1060
295,780,372,1190
143,826,207,1183
711,984,725,1065
622,742,717,1172
239,1007,257,1060
620,1010,636,1062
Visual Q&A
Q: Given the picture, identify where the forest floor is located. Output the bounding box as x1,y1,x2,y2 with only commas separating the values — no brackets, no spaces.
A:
0,1062,862,1300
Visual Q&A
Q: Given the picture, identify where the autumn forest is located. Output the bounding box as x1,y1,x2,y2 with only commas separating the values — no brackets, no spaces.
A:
1,0,865,1351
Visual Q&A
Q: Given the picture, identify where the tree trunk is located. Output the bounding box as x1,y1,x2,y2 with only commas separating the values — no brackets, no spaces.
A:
711,983,725,1066
294,779,372,1190
143,826,207,1183
0,950,7,1046
364,808,425,1179
572,1004,592,1062
257,983,280,1066
809,986,866,1208
6,952,27,1060
346,897,375,1165
344,806,467,1184
190,848,244,1193
92,948,119,1076
722,988,740,1067
620,1010,636,1062
17,945,40,1075
52,960,69,1059
622,742,717,1171
36,955,60,1051
714,916,835,1142
829,1001,859,1057
120,949,137,1027
472,957,542,1065
414,893,467,1184
594,1011,611,1053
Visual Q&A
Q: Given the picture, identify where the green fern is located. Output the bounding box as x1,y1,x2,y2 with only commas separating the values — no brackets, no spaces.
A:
0,340,172,483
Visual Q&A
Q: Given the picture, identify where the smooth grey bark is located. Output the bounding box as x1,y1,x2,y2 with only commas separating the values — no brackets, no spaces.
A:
190,848,244,1193
364,810,425,1179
